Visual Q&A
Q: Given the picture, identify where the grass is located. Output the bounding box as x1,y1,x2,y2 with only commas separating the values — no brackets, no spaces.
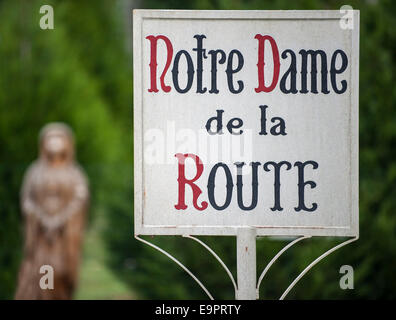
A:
74,209,137,300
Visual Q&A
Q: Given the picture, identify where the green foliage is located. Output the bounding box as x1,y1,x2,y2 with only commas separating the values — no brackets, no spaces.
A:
0,0,395,300
0,0,131,298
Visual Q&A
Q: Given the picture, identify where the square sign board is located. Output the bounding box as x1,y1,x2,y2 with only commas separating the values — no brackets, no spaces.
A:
134,10,359,237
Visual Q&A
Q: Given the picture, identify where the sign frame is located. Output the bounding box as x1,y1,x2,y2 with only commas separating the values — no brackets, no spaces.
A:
133,9,359,238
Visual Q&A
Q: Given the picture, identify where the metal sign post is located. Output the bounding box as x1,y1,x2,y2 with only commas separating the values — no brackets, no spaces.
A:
236,228,257,300
136,232,358,300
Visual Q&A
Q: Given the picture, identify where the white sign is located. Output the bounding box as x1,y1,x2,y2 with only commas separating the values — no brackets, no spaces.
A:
133,10,359,237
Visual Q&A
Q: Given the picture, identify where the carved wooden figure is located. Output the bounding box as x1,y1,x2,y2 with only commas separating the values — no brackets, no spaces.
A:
15,123,89,300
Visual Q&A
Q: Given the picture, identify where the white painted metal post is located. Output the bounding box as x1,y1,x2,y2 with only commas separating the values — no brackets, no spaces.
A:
236,228,257,300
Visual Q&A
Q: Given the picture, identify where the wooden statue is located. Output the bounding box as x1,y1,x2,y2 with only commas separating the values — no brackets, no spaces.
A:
15,123,89,300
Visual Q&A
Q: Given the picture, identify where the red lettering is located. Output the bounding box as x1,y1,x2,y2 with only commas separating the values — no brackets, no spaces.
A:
254,35,280,93
146,35,173,93
174,153,208,211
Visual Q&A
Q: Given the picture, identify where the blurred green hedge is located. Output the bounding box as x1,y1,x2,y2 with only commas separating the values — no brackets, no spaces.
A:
0,0,132,298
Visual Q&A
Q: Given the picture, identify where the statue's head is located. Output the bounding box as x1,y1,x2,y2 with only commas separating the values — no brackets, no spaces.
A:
39,123,75,167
